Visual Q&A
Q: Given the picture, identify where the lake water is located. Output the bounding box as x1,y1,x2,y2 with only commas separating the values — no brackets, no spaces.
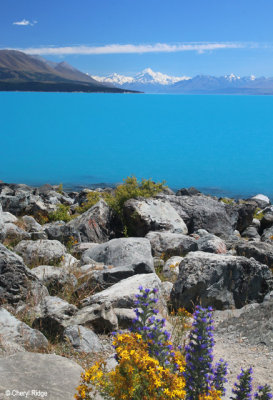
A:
1,92,273,198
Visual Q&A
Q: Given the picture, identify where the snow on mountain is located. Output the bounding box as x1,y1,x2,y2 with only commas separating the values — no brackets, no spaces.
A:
91,68,190,87
224,73,241,81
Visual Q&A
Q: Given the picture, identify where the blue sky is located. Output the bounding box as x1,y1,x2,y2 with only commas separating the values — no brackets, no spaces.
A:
2,0,273,77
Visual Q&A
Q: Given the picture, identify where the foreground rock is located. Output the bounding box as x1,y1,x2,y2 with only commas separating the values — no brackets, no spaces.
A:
31,265,77,294
64,325,103,353
171,251,273,311
123,198,188,236
45,199,119,244
0,307,48,351
14,239,78,269
81,237,154,273
0,244,47,305
0,352,83,400
235,241,273,268
32,296,78,338
146,231,197,257
164,195,236,237
69,302,118,333
82,273,162,309
215,296,273,349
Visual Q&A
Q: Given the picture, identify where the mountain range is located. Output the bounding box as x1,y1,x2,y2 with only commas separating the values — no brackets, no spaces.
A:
93,69,273,95
0,50,136,93
2,50,273,94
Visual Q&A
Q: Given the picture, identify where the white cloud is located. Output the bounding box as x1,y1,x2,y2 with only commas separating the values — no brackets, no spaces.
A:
15,42,244,55
13,19,37,27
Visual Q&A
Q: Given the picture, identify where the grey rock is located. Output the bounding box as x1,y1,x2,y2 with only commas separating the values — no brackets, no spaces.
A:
4,223,31,243
64,325,103,353
32,296,78,338
232,201,257,233
235,241,273,268
114,308,136,329
197,233,227,254
215,298,273,349
0,352,83,400
76,265,145,293
146,231,197,257
261,226,273,243
0,307,48,351
164,195,236,237
260,213,273,231
1,212,18,224
45,199,118,245
123,198,188,236
0,244,46,305
82,273,162,309
162,256,183,279
241,226,260,241
69,302,118,333
171,251,273,311
71,242,99,258
82,237,154,273
14,239,67,268
30,231,48,240
250,194,271,209
31,265,77,294
176,187,201,196
21,215,42,232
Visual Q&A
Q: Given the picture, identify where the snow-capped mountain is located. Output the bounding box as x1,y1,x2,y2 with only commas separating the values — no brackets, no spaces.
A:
92,68,190,92
92,68,273,94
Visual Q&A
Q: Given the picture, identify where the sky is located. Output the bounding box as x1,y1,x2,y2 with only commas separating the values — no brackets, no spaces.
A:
2,0,273,77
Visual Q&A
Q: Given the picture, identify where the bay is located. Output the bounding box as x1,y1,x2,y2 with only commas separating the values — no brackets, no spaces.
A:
1,92,273,198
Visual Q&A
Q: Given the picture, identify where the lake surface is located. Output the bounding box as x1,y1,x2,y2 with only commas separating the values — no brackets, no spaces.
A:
1,92,273,198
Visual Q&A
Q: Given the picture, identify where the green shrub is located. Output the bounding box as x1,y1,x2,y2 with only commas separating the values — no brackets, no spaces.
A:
48,204,72,222
105,176,166,216
75,191,102,214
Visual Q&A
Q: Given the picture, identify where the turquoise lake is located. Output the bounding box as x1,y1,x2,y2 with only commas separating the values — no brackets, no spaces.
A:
1,92,273,198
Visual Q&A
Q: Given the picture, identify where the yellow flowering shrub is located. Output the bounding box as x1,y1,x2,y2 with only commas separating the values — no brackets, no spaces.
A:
75,332,186,400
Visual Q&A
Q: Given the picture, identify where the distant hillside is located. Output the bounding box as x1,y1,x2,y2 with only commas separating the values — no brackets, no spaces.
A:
94,68,273,95
0,50,137,93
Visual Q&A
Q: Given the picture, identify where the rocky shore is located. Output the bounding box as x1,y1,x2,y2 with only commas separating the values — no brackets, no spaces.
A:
0,182,272,399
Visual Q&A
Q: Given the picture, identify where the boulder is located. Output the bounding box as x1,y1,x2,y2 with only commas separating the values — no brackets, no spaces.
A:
123,198,188,236
68,302,118,333
164,195,236,237
1,212,18,224
0,204,5,242
260,212,273,231
3,223,31,243
76,265,146,293
21,215,43,232
0,352,83,400
261,226,273,243
45,199,119,245
196,232,227,254
14,240,69,268
82,273,162,309
31,265,77,295
0,307,48,351
250,194,271,209
231,202,257,233
215,297,273,349
171,251,272,311
162,256,183,280
32,296,77,338
81,237,154,273
0,244,47,305
241,226,260,241
235,241,273,268
176,187,201,196
146,231,197,257
63,325,103,353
